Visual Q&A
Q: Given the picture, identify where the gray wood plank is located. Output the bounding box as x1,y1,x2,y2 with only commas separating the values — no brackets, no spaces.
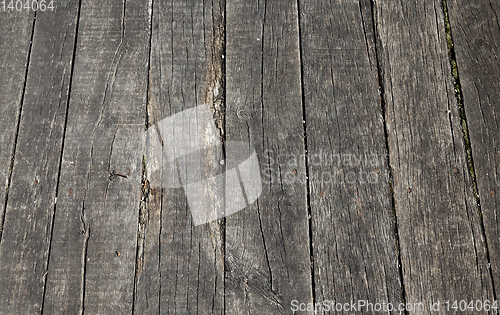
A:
225,0,313,313
375,0,494,311
447,0,500,295
42,0,151,313
0,4,78,314
0,11,35,238
300,0,404,309
136,0,225,313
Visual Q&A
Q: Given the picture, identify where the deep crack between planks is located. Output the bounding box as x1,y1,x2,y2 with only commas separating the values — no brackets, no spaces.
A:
40,0,83,313
441,0,498,305
369,0,409,312
0,11,37,242
296,0,316,306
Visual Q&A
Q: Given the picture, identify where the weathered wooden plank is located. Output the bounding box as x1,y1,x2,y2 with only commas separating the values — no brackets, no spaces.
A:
0,3,78,314
0,11,34,238
224,0,313,313
299,0,404,309
375,0,494,310
447,0,500,295
223,0,312,313
42,0,151,313
135,0,225,313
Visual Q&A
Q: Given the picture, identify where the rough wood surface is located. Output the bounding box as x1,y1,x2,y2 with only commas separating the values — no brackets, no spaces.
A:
134,0,226,314
0,0,499,313
0,4,78,314
225,0,313,313
375,0,494,311
300,0,404,308
0,11,35,239
447,0,500,295
42,0,150,313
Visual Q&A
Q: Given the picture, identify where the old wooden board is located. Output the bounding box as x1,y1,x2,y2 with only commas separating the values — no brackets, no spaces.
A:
134,0,226,313
447,0,500,295
225,0,313,313
0,11,35,238
375,0,494,311
42,0,150,313
299,0,404,309
0,3,78,314
2,0,500,313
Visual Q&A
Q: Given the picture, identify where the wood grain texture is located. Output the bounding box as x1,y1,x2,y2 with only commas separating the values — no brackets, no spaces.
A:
299,0,404,307
0,11,35,238
136,0,225,313
42,0,151,313
375,0,494,310
1,0,500,313
0,3,78,314
447,0,500,294
225,0,313,313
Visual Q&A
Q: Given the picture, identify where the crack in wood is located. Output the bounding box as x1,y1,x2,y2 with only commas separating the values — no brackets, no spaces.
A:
368,0,409,310
442,0,498,303
0,11,37,243
80,225,90,315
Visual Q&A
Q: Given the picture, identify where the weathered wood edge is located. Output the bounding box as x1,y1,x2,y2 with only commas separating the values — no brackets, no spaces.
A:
43,0,150,312
0,3,78,314
375,0,494,311
447,0,500,298
300,0,404,310
225,0,314,313
0,11,36,241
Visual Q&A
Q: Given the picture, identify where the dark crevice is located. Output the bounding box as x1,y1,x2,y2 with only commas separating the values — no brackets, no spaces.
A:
81,226,90,315
40,0,83,313
210,0,226,137
145,0,154,131
441,0,478,197
196,242,201,315
441,0,498,304
296,0,316,306
258,0,271,301
132,157,150,314
0,11,37,242
158,190,163,315
80,189,90,313
359,0,374,72
219,1,227,314
256,202,273,290
208,0,227,313
259,0,267,201
132,0,154,312
221,0,227,314
369,0,408,312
